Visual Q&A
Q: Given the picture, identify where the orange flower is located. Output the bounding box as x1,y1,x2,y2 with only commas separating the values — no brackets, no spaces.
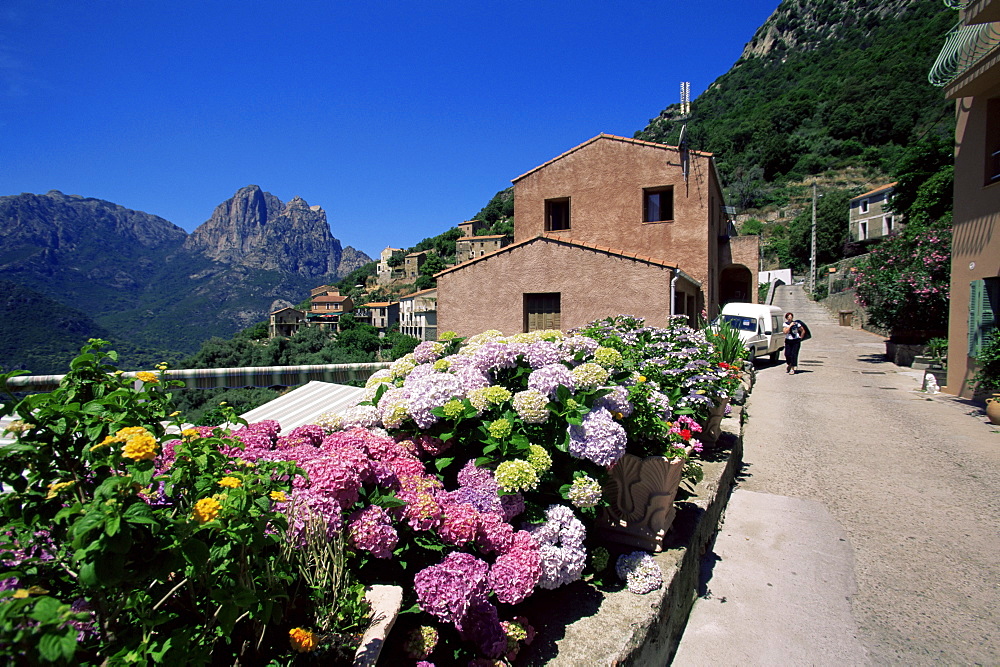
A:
289,627,317,653
192,497,222,524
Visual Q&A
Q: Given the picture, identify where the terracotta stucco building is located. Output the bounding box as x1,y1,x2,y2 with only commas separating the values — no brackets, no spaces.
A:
930,0,1000,397
437,134,758,336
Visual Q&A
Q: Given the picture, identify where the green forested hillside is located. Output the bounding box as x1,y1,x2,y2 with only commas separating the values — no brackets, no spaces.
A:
0,281,184,374
636,0,956,209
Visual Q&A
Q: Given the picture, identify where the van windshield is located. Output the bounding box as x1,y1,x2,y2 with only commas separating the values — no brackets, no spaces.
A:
718,315,758,332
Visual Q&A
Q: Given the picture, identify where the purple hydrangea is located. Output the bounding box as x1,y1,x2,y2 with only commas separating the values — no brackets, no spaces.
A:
403,371,464,429
567,407,627,467
472,341,519,371
528,364,575,398
528,504,587,590
616,551,663,594
457,598,507,659
522,340,566,368
594,385,633,418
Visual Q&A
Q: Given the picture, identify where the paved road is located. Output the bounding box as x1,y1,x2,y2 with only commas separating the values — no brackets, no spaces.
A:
674,285,999,666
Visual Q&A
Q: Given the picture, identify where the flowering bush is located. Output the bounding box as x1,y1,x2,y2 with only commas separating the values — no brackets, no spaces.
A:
0,340,369,664
853,227,951,335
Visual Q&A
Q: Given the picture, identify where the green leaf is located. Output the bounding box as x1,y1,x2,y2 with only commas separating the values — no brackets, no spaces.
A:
434,456,454,472
38,631,73,662
105,514,121,536
180,538,210,568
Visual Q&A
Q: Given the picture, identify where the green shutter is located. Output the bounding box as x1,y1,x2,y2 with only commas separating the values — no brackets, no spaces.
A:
969,279,1000,357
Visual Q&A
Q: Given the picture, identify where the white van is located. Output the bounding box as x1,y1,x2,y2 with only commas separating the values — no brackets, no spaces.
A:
716,303,786,362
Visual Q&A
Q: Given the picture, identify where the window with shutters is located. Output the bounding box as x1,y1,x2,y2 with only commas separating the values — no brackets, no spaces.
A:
969,278,1000,356
524,293,561,332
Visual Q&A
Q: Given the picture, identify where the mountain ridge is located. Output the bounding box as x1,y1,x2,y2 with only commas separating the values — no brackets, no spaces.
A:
0,187,372,370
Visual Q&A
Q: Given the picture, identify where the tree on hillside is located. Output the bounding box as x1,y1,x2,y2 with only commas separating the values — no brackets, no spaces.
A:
786,189,852,272
889,135,954,231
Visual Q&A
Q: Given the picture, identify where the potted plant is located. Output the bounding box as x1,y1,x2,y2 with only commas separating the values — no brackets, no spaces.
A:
972,331,1000,424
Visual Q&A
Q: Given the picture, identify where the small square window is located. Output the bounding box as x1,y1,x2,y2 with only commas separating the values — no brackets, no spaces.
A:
545,198,570,231
643,187,674,222
860,198,870,214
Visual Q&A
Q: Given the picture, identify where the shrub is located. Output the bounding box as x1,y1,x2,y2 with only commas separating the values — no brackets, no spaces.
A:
0,341,369,664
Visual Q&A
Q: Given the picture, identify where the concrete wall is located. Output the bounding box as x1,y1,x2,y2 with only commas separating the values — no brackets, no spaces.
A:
438,239,676,336
948,88,1000,398
512,136,722,310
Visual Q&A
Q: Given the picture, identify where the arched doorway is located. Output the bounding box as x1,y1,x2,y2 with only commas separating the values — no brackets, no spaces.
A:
720,265,754,305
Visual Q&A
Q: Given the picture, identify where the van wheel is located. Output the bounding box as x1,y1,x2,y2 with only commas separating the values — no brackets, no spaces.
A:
769,350,780,362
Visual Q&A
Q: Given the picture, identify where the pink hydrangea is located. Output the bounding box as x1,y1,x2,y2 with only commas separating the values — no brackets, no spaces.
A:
347,505,398,559
488,536,542,604
414,552,490,624
476,512,515,555
438,501,479,546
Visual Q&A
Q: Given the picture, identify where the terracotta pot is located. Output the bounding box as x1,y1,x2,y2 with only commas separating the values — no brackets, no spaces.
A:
597,454,685,552
698,398,731,445
986,395,1000,426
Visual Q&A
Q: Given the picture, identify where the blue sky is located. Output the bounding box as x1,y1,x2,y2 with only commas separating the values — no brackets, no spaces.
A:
0,0,779,259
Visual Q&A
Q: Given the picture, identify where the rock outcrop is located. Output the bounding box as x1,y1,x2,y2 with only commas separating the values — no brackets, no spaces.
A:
184,185,352,278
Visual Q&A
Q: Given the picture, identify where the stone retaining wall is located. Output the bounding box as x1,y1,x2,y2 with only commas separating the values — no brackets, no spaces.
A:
516,404,745,665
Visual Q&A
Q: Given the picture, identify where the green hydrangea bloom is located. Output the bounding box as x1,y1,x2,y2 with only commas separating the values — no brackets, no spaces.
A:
442,399,465,419
488,418,512,440
495,459,539,492
594,346,624,369
526,444,552,473
572,362,610,390
433,358,451,371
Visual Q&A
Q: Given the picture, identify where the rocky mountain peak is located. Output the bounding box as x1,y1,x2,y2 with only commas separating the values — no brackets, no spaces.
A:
738,0,913,61
184,186,351,278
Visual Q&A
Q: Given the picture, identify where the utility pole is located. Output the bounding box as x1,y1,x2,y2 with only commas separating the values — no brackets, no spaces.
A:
810,182,817,296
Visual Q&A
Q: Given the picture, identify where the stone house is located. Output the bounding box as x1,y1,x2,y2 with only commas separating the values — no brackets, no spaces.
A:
849,183,903,242
377,247,402,285
457,220,490,237
268,307,307,338
455,234,511,263
398,288,437,341
436,134,758,336
308,293,353,330
354,301,400,336
404,251,428,280
929,0,1000,397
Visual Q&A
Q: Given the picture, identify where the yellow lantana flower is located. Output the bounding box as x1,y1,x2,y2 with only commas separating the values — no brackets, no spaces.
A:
270,491,287,502
192,497,222,524
135,371,159,384
121,430,158,461
289,627,317,653
46,481,75,499
218,476,242,488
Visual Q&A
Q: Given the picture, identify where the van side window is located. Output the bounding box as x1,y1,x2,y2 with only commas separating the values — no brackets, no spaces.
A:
758,319,765,334
772,316,781,332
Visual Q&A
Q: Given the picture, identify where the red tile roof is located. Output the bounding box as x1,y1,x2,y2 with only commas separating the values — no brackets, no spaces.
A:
434,234,684,278
512,133,715,183
852,182,897,201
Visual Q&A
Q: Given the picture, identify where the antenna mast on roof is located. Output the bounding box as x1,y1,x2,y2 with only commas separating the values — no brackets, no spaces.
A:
679,81,691,182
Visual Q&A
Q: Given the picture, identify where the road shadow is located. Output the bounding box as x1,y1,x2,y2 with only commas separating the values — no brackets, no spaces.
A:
857,353,891,365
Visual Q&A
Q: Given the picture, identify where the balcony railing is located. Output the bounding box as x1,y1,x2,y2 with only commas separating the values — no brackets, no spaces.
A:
929,19,1000,87
943,0,972,9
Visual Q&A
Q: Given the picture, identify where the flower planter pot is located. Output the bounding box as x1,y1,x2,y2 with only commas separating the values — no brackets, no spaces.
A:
698,398,730,446
986,394,1000,426
353,584,403,667
597,454,685,552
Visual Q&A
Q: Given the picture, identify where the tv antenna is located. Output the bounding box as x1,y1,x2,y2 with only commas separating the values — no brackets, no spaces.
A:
678,82,691,182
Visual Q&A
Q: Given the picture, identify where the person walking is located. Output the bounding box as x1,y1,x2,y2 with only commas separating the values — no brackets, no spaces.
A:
783,311,804,374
